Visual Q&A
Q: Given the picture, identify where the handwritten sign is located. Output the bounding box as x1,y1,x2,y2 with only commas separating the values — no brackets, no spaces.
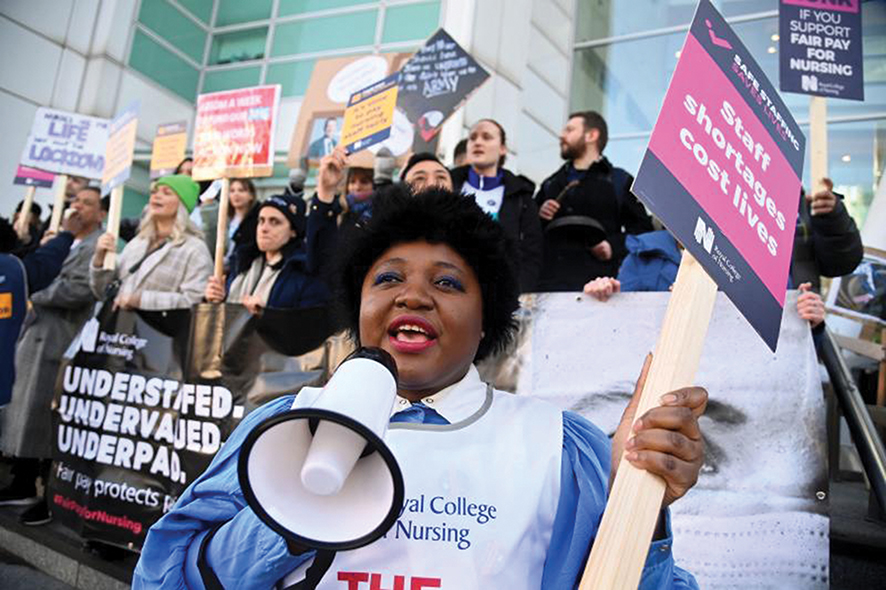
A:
192,85,281,181
13,165,55,189
779,0,864,101
101,102,139,196
150,121,188,179
397,29,490,143
20,108,110,179
632,0,805,351
340,74,400,154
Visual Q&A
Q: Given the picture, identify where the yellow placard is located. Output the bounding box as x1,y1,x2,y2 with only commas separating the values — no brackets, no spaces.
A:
150,122,188,178
101,105,139,195
0,293,12,319
339,74,399,153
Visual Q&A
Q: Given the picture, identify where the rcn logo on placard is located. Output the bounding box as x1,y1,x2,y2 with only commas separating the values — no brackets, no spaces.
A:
802,75,819,92
79,317,100,353
694,217,715,254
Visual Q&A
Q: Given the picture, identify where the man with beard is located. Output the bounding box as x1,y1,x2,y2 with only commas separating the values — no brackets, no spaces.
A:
535,111,653,291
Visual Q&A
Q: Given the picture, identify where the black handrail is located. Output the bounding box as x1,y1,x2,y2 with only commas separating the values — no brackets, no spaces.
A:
819,328,886,512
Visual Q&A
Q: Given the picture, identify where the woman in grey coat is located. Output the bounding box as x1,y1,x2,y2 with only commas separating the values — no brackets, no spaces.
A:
90,175,212,310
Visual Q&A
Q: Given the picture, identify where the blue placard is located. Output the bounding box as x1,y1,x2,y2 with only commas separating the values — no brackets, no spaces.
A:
779,0,864,101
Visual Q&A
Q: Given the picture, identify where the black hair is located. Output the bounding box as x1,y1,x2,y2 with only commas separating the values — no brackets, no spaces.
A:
333,185,520,361
15,200,43,218
174,157,193,175
453,138,468,161
569,111,608,153
228,178,257,218
399,152,446,181
473,119,507,168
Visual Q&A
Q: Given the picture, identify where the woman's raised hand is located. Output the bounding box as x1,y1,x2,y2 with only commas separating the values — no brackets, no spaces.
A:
317,146,348,204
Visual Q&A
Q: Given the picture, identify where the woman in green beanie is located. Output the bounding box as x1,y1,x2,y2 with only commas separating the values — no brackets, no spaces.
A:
89,174,212,310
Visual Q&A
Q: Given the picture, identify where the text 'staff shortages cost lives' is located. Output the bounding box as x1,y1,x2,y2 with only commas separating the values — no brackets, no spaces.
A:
633,0,805,351
779,0,864,101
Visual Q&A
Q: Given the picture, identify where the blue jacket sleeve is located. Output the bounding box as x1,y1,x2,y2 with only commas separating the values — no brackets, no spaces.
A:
132,395,315,589
541,411,698,589
23,231,74,293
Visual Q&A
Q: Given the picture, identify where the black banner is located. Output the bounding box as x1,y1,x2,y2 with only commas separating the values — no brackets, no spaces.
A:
49,303,338,549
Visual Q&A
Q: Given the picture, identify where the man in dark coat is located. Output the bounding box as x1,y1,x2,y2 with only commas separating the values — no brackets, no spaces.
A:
535,111,653,292
0,187,107,525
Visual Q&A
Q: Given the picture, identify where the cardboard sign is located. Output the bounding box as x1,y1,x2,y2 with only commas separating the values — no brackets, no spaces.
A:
397,29,490,144
150,121,188,179
340,74,400,154
20,108,110,179
632,0,806,351
779,0,864,101
13,165,54,188
192,85,281,181
287,54,410,170
101,102,139,196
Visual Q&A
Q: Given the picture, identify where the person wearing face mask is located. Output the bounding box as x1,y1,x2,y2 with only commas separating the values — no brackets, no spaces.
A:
204,194,329,314
449,119,543,293
90,175,212,310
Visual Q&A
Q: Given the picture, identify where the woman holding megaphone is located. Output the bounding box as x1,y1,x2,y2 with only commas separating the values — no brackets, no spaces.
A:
134,187,703,589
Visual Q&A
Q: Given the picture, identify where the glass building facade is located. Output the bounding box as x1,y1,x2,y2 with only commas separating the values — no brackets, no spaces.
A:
570,0,886,226
128,0,441,102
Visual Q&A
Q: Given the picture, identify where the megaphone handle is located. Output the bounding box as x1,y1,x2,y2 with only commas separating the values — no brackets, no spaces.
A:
281,550,337,590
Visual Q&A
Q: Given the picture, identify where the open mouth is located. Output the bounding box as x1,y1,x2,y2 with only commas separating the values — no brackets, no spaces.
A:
387,316,438,352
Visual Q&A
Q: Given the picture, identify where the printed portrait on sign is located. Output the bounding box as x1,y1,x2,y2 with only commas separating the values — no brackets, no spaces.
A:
305,114,343,163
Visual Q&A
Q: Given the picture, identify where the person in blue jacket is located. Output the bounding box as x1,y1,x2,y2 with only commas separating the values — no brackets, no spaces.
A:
583,230,681,301
135,187,705,589
204,193,328,313
0,216,79,406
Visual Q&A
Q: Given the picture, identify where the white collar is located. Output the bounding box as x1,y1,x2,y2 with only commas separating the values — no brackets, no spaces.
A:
389,365,487,424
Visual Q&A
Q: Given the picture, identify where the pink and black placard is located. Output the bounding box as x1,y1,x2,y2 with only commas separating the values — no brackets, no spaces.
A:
632,0,805,351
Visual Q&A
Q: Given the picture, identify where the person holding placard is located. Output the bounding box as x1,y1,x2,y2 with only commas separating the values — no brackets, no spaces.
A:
90,174,212,310
204,194,329,314
133,188,702,589
450,119,543,293
0,187,107,525
791,178,863,292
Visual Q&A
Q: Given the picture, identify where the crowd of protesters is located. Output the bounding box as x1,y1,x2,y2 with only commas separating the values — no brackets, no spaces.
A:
0,109,863,538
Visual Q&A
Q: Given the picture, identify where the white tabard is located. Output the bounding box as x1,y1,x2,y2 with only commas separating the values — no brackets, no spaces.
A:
281,366,564,589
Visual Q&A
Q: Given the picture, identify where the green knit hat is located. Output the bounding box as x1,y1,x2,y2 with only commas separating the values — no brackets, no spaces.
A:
155,174,199,213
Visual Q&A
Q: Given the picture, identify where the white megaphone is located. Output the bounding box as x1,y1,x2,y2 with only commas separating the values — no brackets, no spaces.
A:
239,347,404,551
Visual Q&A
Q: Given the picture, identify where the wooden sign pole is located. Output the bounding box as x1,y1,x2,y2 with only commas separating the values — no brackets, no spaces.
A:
214,178,230,279
48,174,68,233
103,185,124,270
580,250,718,589
15,185,37,240
809,96,828,197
